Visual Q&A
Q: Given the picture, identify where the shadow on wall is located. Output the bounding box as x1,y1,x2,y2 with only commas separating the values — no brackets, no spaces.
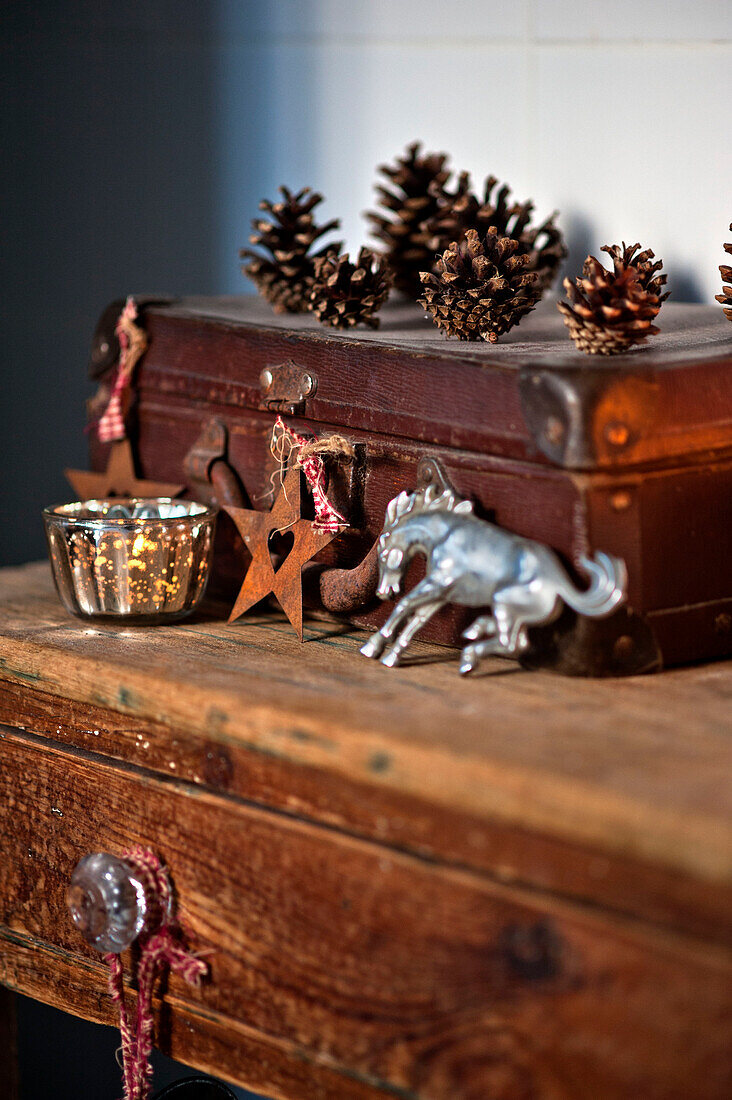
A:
2,0,300,569
559,210,596,286
557,210,704,305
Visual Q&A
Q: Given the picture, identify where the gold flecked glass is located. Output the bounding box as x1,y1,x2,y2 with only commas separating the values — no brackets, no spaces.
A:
43,498,217,622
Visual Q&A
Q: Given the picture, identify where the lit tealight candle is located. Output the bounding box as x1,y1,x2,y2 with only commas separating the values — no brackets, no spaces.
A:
43,498,217,622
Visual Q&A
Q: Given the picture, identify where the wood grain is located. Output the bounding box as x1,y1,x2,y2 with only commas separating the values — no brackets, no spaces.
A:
2,564,731,868
3,679,727,947
0,931,386,1100
1,563,731,941
1,727,730,1099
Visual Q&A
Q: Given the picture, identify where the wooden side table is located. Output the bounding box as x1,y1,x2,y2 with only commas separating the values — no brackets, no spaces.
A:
1,562,730,1099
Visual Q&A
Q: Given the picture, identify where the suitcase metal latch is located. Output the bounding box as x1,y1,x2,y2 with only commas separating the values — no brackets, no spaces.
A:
183,418,247,508
260,361,317,415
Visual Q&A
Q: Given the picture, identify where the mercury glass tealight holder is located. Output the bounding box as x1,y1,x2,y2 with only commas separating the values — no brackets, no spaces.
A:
43,498,217,623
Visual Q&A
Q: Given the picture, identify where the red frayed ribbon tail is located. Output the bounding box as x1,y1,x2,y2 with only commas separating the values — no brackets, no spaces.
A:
104,847,208,1100
272,416,349,533
98,298,148,444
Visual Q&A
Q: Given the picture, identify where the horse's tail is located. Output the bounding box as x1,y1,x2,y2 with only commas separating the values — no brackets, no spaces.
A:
555,551,628,618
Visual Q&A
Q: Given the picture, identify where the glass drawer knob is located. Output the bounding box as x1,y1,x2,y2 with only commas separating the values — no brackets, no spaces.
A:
66,852,148,953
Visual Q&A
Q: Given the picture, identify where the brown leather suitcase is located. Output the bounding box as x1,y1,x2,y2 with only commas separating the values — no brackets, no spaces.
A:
86,295,732,676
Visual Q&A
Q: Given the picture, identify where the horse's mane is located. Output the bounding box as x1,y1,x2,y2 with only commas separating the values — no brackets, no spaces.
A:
385,485,473,530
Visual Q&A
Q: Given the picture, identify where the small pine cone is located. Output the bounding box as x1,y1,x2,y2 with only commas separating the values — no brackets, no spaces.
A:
558,253,663,355
715,225,732,321
426,175,566,294
418,227,541,342
602,241,670,303
309,247,391,330
367,142,451,298
240,186,343,313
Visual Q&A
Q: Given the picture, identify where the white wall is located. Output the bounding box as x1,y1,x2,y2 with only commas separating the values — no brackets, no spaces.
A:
218,0,732,303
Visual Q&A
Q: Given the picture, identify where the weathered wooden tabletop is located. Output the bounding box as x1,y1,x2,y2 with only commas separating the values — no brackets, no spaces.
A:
1,561,731,1098
1,561,730,937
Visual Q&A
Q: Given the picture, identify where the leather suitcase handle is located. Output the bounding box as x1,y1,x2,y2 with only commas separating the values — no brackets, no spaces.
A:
316,542,380,612
209,459,247,508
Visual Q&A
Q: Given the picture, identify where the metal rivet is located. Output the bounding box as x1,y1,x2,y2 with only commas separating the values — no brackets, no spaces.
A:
544,416,564,445
604,421,630,448
260,368,273,392
714,612,732,635
301,373,314,396
613,635,634,661
611,490,632,512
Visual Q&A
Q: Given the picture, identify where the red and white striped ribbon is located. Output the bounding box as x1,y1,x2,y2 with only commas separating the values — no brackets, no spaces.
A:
98,298,147,444
272,416,348,533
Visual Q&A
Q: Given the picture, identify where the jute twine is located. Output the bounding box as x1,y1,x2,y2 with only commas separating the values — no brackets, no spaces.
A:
269,416,354,533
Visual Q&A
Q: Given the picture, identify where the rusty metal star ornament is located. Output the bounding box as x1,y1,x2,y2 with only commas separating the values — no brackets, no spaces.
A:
225,466,337,640
65,439,184,501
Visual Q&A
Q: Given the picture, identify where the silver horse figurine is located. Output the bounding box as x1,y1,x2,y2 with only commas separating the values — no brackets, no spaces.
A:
361,462,627,674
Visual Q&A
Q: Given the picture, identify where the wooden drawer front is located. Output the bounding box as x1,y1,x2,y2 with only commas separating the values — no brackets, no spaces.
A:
0,728,730,1100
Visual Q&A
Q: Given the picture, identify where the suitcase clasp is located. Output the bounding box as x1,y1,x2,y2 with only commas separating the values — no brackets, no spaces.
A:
260,360,317,415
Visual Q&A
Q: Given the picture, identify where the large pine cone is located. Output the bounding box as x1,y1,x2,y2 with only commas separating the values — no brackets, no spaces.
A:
418,228,541,342
240,186,342,313
309,247,391,329
715,225,732,321
367,142,451,298
558,248,665,355
425,174,566,294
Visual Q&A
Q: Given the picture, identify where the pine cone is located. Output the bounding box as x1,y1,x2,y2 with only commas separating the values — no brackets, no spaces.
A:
715,225,732,321
602,241,670,302
520,209,567,294
418,228,541,342
240,186,342,313
309,247,391,329
425,175,567,294
558,250,664,355
367,142,451,298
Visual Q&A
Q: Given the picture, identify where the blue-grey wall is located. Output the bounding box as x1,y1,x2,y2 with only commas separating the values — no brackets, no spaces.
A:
2,0,293,568
4,7,272,1094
